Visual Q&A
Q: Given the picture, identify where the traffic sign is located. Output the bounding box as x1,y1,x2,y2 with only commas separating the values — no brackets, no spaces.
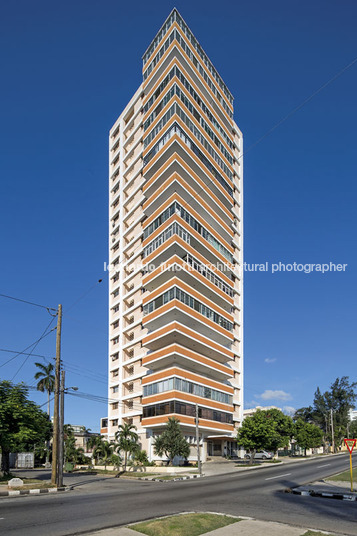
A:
344,438,356,454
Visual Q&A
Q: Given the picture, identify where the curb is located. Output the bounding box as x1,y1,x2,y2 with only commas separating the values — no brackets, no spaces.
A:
139,474,203,482
291,487,357,502
0,486,70,498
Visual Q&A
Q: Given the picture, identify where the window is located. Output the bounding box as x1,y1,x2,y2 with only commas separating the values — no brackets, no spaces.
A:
143,201,233,263
143,401,233,423
143,286,233,331
143,377,232,404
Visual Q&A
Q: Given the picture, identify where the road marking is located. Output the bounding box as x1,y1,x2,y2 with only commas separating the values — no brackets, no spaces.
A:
265,473,291,481
317,464,331,468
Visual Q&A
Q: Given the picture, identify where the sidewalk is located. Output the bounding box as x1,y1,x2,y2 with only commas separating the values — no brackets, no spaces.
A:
86,517,343,536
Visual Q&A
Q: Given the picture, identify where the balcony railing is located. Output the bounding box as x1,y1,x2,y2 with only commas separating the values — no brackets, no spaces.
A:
143,285,233,331
143,222,190,258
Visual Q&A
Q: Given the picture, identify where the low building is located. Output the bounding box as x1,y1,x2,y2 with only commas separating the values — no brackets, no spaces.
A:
69,425,100,455
243,405,281,419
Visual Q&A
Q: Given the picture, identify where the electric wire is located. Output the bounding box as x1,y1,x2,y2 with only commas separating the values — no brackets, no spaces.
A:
0,293,56,312
239,55,357,159
11,316,57,381
0,348,51,360
0,329,56,370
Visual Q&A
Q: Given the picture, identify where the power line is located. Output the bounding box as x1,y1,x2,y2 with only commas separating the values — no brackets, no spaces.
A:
63,367,108,385
61,359,107,380
0,348,52,360
240,54,357,159
0,293,56,312
64,280,103,314
11,317,56,381
0,326,56,370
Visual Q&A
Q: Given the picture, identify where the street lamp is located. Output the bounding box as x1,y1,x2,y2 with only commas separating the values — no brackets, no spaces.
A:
57,369,78,488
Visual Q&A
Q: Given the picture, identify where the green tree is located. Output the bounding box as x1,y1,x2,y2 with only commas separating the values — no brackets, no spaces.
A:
295,377,357,451
109,453,122,469
34,362,55,418
0,381,52,475
349,419,357,438
294,419,324,456
92,439,114,469
131,448,149,466
87,434,102,454
237,409,294,464
115,423,139,472
34,362,55,465
153,417,190,465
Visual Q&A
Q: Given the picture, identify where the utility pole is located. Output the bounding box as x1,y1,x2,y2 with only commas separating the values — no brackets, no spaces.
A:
195,404,202,476
58,369,65,488
330,409,335,453
51,304,62,485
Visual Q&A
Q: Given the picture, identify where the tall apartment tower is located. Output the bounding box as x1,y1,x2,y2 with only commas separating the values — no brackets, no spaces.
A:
102,9,243,461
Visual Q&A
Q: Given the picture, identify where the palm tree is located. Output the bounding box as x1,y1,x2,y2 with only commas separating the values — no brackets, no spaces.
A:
34,361,55,466
92,440,114,470
114,423,139,472
34,362,55,417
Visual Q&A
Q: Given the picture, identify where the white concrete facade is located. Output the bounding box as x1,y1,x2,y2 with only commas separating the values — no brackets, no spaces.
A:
103,8,243,461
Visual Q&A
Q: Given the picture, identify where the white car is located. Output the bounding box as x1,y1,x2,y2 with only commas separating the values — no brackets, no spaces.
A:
244,450,273,460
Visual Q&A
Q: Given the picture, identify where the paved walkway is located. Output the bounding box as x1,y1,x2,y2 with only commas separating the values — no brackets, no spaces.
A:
86,517,340,536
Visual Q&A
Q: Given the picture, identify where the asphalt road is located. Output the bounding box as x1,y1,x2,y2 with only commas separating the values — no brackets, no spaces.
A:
1,454,356,536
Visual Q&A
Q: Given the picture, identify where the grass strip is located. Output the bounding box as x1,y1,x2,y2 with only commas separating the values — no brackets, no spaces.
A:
131,513,239,536
302,532,335,536
327,467,357,483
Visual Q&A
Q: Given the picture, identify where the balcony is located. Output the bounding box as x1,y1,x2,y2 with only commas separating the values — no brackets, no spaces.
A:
143,254,234,312
143,321,234,363
142,287,233,347
142,343,234,380
143,173,233,242
143,131,233,210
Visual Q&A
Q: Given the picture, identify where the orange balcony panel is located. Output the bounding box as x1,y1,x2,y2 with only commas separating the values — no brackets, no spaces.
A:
143,192,234,253
141,414,234,433
142,321,233,362
143,299,234,342
144,135,233,206
142,344,234,378
143,57,233,137
142,277,233,321
143,27,233,122
143,173,233,237
143,257,234,307
143,152,233,220
142,366,233,393
143,215,233,268
142,391,233,412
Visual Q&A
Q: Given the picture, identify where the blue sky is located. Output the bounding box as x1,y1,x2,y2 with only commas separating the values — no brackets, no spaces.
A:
0,0,356,430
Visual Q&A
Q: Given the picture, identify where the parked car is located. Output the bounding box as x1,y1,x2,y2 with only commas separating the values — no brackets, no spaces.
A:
244,450,273,460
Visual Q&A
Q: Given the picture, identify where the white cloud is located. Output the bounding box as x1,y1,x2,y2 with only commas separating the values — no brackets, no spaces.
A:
264,358,277,364
259,390,292,401
283,406,296,416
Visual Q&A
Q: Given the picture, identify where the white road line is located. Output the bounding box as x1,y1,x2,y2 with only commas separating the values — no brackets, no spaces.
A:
265,473,291,481
317,464,331,468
